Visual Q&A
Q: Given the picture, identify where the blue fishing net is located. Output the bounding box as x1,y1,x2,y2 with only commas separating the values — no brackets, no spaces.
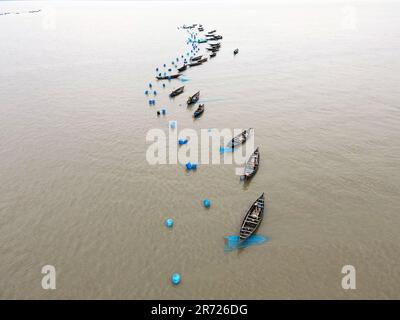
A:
220,146,234,154
224,235,269,252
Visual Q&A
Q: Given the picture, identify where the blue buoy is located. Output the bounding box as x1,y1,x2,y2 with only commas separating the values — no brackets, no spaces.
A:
165,218,174,228
149,83,152,88
178,138,188,145
171,273,181,285
163,83,166,88
163,64,166,67
156,68,159,72
191,163,198,170
145,90,149,95
168,68,172,72
203,199,211,208
186,162,192,170
162,109,166,115
172,61,174,65
170,121,176,128
153,90,157,95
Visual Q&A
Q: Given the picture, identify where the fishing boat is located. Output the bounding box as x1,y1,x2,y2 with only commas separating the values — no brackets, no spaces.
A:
242,148,260,180
197,39,208,43
207,47,219,52
156,74,181,80
188,61,203,67
187,91,200,105
193,104,205,118
207,30,216,34
177,65,187,72
227,128,252,148
210,52,217,58
169,86,185,97
190,55,203,61
239,193,265,242
234,48,239,55
198,57,208,63
209,43,221,47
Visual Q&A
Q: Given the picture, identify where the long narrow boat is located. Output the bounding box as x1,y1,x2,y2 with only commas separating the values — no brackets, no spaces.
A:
209,43,221,47
242,148,260,180
156,74,181,80
187,91,200,105
193,104,205,118
207,47,219,52
188,61,203,67
177,65,187,72
198,57,208,63
207,30,216,34
169,86,184,97
226,128,252,149
239,193,265,242
190,55,203,62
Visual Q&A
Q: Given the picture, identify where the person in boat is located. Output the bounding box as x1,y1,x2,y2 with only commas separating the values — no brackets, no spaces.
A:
250,207,261,219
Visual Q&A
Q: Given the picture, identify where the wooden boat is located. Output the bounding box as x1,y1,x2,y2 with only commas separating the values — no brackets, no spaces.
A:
177,65,187,72
188,61,202,67
190,55,203,61
207,30,216,34
207,47,219,52
227,128,252,148
198,57,208,63
187,91,200,105
209,43,221,47
193,104,205,118
234,48,239,55
156,74,181,80
242,148,260,180
169,86,184,97
210,52,217,58
239,193,265,242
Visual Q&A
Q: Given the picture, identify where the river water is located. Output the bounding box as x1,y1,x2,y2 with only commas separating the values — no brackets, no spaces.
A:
0,0,399,299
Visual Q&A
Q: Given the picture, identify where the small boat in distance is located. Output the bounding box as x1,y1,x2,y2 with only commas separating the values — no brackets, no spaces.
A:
198,57,208,63
239,193,265,242
210,52,217,58
193,104,205,118
177,65,187,72
156,74,181,80
207,30,216,34
170,86,185,97
242,148,260,180
187,91,200,105
188,61,203,67
234,48,239,55
190,55,203,61
227,128,252,149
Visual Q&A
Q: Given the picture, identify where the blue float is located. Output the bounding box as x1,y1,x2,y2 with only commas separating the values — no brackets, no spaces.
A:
162,109,166,115
178,138,188,145
163,83,166,88
145,90,149,95
156,68,159,72
186,162,192,170
163,64,166,67
170,121,176,128
153,90,157,95
203,199,211,208
165,218,174,228
171,273,181,285
191,163,198,170
168,68,172,72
